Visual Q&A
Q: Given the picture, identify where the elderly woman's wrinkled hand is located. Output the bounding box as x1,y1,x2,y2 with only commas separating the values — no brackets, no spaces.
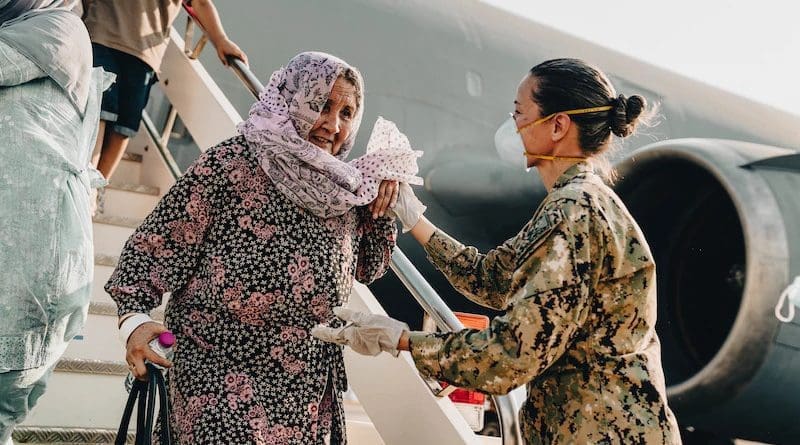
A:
368,180,399,219
311,306,409,357
126,321,173,381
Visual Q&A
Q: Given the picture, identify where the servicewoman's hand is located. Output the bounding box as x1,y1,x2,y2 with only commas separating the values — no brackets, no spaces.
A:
386,182,427,232
369,179,399,219
311,306,409,357
126,321,173,380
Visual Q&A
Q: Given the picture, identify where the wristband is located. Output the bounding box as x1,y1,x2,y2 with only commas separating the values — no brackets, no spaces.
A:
119,313,154,346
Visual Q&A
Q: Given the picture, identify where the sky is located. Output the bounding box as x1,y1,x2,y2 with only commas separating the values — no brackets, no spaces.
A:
480,0,800,117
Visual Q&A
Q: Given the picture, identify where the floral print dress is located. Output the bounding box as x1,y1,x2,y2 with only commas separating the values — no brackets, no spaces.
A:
106,135,396,444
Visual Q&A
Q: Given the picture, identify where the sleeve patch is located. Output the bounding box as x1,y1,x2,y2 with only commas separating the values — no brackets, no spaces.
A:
514,208,564,268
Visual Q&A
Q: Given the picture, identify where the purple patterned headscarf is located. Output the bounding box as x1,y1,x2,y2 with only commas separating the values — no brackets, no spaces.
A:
238,51,422,219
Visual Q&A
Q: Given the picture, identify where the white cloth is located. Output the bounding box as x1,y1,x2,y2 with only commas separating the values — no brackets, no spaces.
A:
118,313,155,346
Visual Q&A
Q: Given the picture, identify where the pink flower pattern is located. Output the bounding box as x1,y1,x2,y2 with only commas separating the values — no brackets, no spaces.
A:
106,136,396,444
131,232,174,258
225,372,256,410
182,310,216,350
168,388,219,444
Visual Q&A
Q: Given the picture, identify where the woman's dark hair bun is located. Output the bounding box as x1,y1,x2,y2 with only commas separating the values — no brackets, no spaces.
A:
609,94,646,138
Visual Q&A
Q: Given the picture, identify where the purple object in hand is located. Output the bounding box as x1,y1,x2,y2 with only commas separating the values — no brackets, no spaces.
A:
157,331,176,348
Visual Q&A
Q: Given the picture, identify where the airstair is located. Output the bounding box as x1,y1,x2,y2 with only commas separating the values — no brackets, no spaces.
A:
13,9,522,445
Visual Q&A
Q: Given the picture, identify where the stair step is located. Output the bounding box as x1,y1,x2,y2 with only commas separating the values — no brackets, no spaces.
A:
109,156,142,186
92,214,143,229
87,301,165,320
65,304,166,367
92,221,135,259
63,312,126,363
92,254,117,305
12,426,134,444
99,183,160,220
106,182,158,196
92,265,115,304
95,253,119,268
16,406,383,445
54,358,128,377
20,369,130,430
18,367,383,443
121,152,142,163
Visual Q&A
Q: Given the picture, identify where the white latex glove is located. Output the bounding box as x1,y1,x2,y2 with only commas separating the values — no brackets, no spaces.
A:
311,306,409,357
386,182,426,233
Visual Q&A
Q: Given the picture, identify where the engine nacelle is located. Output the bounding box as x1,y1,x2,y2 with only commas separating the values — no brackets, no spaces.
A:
614,139,800,444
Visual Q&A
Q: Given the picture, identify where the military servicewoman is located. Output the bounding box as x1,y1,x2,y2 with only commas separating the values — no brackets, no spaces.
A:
314,58,683,444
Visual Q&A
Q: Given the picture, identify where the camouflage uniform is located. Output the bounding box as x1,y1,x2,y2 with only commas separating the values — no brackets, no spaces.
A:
408,162,682,444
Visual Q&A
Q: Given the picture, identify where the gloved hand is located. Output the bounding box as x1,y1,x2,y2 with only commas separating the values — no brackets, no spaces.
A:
311,306,409,357
386,182,426,233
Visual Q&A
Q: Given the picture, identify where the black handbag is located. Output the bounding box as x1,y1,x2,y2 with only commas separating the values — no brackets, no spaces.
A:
115,363,173,445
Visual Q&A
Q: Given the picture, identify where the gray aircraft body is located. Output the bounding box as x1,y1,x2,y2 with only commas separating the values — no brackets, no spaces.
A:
156,1,800,443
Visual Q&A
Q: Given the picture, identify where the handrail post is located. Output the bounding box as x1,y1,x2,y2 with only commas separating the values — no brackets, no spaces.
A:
141,111,182,180
160,105,179,147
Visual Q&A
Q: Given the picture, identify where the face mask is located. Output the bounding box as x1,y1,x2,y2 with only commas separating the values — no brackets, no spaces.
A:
494,116,529,171
494,105,613,170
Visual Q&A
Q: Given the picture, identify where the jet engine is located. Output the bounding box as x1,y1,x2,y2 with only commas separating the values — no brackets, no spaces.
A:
614,139,800,444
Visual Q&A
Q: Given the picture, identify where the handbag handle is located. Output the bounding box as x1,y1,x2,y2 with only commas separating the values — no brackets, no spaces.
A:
116,363,172,445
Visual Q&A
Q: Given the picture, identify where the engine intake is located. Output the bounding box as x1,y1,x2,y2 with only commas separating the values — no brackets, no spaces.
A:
614,139,800,444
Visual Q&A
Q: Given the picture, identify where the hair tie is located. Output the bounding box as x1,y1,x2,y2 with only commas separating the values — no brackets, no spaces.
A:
611,94,627,110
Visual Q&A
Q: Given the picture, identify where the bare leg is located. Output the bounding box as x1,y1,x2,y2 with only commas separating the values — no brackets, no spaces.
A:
96,131,131,181
91,120,107,169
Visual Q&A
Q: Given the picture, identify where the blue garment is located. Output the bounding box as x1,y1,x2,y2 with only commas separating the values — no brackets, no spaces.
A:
0,1,61,28
92,42,156,137
0,362,55,443
0,15,110,371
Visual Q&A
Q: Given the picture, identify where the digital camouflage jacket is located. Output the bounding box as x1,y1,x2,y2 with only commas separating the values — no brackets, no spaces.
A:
409,162,682,444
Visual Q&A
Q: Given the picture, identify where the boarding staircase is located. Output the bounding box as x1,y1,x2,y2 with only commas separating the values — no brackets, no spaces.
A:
13,11,521,445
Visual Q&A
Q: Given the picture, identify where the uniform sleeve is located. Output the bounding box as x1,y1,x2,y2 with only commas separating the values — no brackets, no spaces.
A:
105,151,224,316
0,40,46,86
354,208,397,284
423,230,519,311
410,199,594,395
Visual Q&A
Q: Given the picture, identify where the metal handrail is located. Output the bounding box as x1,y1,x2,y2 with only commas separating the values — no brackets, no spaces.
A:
149,5,523,444
390,249,463,332
141,111,182,180
227,57,264,98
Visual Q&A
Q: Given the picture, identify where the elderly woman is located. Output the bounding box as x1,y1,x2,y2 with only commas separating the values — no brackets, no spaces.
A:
107,52,418,444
